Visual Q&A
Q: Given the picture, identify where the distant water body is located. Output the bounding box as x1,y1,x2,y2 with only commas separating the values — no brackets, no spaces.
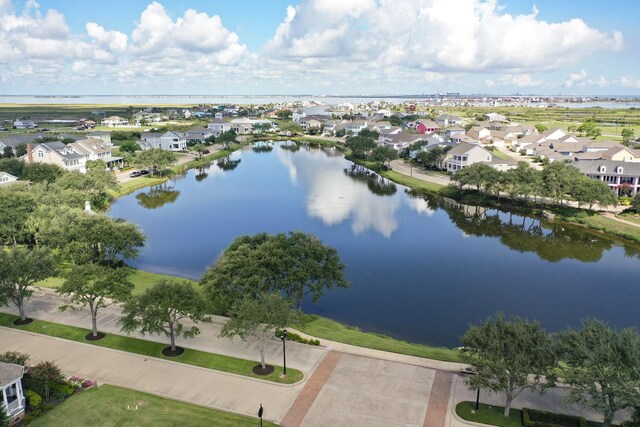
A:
1,95,639,109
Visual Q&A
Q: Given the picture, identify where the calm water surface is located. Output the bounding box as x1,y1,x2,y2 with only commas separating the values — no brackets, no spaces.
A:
109,144,640,347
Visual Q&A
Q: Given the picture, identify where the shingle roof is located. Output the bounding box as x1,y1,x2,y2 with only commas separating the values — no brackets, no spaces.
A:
0,361,24,387
573,160,640,176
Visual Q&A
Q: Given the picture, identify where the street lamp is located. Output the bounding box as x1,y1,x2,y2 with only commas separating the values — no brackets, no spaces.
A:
258,403,264,427
280,329,288,376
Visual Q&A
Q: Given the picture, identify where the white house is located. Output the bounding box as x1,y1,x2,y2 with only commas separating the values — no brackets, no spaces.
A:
345,120,368,136
574,160,640,196
292,110,306,122
158,131,187,151
445,142,493,173
0,172,18,186
13,119,36,129
436,114,463,127
1,361,26,425
484,112,507,122
207,120,232,136
22,142,85,172
69,138,123,170
102,116,130,127
88,131,111,145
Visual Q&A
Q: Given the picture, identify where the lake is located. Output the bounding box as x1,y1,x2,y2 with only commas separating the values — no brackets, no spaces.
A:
109,143,640,347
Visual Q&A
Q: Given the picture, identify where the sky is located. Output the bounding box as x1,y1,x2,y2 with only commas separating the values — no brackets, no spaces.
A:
1,0,639,96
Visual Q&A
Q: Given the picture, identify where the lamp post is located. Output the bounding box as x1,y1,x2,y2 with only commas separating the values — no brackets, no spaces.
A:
280,329,288,376
258,403,263,427
475,388,480,411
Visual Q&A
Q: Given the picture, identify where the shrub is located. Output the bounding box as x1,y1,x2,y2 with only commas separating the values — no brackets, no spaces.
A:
275,328,320,346
51,381,75,398
25,389,42,413
0,351,30,366
522,408,586,427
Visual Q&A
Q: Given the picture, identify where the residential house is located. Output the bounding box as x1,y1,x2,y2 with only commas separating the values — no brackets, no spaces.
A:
292,110,306,122
230,118,275,134
1,361,26,425
159,131,187,151
370,121,392,132
414,120,439,135
184,127,214,144
214,112,224,120
582,140,621,153
601,146,640,162
484,112,507,122
69,138,123,169
345,120,368,136
299,116,325,131
466,126,491,142
549,140,585,156
139,132,163,150
512,133,547,154
445,142,494,173
444,127,466,141
381,130,425,152
574,160,640,196
13,119,36,129
410,141,456,161
0,172,18,186
22,141,85,172
322,120,341,135
88,131,112,145
541,128,568,141
435,114,463,127
207,119,232,136
102,116,130,127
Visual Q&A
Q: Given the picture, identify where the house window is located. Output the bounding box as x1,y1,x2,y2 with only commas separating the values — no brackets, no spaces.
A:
616,166,623,174
599,165,606,173
38,152,44,158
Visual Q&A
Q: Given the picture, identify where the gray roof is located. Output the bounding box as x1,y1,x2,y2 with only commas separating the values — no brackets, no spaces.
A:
0,361,24,387
447,141,487,156
573,160,640,176
89,131,110,136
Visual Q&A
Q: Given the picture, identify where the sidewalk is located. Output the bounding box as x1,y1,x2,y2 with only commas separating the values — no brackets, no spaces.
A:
0,327,302,422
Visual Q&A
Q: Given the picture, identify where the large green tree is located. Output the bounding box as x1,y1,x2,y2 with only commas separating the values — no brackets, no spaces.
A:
369,145,398,170
220,293,302,370
54,169,119,210
621,128,635,146
201,232,349,312
133,149,177,177
0,247,57,322
461,313,557,417
22,163,63,183
556,319,640,427
572,176,618,210
346,135,376,159
58,264,134,338
577,121,602,139
120,279,210,353
542,161,583,205
0,186,36,245
28,361,65,402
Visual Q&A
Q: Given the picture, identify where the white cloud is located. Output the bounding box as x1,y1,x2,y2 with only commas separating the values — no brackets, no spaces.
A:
265,0,623,76
563,69,588,88
619,76,640,89
86,22,127,53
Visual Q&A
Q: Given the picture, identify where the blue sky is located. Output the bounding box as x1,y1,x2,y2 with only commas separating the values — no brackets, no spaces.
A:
1,0,639,95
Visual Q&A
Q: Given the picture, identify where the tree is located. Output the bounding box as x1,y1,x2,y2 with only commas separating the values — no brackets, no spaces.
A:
28,361,64,401
220,293,302,370
253,123,271,134
133,149,177,177
452,163,499,195
278,121,303,135
0,402,8,427
577,121,602,139
192,143,207,159
542,161,583,205
23,163,63,183
534,124,548,133
2,146,13,158
58,264,133,339
369,145,398,170
201,232,349,312
389,115,402,126
572,176,617,210
346,135,376,159
216,130,237,149
85,159,106,171
0,187,36,245
359,129,380,139
54,169,119,210
0,247,57,322
0,158,25,177
462,313,557,417
15,144,27,157
631,193,640,214
276,110,292,121
556,319,640,427
120,279,210,354
621,128,635,146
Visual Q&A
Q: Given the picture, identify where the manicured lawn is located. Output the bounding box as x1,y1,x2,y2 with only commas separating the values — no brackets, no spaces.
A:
619,213,640,226
573,214,640,243
36,267,197,296
0,313,303,384
299,315,462,363
112,176,169,197
491,149,512,161
381,169,449,194
30,384,276,427
456,401,522,427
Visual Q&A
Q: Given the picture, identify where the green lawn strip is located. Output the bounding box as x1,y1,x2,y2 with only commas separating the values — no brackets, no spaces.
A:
557,211,640,244
29,384,276,427
36,267,197,296
0,313,302,384
456,401,522,427
618,214,640,226
112,177,169,197
299,315,462,363
490,149,512,161
380,169,449,194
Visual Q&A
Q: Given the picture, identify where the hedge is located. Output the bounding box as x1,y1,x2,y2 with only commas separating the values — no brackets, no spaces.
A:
522,407,587,427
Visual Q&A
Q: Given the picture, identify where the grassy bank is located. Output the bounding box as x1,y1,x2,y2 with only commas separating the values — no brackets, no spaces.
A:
299,315,462,363
456,401,522,427
36,268,197,296
30,384,276,427
0,312,302,384
556,209,640,244
112,176,169,197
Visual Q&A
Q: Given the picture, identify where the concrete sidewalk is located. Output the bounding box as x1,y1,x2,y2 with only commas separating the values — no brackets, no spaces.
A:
0,327,302,422
1,288,326,375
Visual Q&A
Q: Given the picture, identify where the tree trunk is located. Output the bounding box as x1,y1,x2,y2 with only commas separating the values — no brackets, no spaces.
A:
17,296,26,321
503,396,513,417
257,334,266,369
91,314,98,337
169,323,176,351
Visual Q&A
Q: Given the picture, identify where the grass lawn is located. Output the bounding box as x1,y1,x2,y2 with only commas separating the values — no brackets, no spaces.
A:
36,267,197,296
381,169,449,194
570,214,640,244
0,313,302,384
619,213,640,226
491,149,512,161
112,176,169,197
30,384,276,427
456,401,522,427
299,315,462,363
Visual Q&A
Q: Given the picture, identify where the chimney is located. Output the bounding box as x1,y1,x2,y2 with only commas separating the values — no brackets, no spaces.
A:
27,143,33,163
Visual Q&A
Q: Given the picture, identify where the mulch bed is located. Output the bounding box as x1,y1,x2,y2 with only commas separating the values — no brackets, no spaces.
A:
252,364,275,375
161,346,185,357
85,332,106,341
13,318,33,326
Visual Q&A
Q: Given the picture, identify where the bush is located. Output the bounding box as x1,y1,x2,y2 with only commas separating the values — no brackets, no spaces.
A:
619,196,632,206
275,328,320,346
51,381,75,398
25,389,42,413
522,408,586,427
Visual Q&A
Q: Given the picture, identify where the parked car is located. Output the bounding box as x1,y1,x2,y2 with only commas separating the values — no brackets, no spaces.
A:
140,169,150,176
129,171,142,178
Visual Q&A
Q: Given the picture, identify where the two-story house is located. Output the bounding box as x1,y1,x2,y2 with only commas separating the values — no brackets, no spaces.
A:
207,120,232,136
445,142,493,173
1,361,26,425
